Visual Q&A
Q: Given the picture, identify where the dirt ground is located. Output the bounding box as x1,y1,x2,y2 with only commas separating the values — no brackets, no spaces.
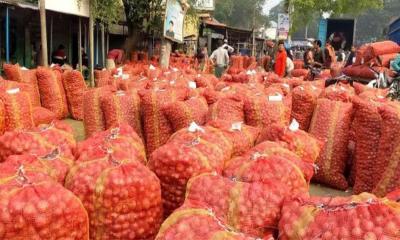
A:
63,119,352,198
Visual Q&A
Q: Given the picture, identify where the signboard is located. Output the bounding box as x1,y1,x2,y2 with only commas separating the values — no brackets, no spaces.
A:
45,0,90,17
164,0,187,43
318,18,328,48
193,0,215,11
277,13,290,40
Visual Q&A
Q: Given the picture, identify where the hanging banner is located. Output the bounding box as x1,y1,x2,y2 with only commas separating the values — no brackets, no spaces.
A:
164,0,187,43
193,0,215,11
277,13,290,40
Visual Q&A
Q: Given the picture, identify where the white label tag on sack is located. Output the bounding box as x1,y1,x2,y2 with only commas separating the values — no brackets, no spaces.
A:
116,90,126,96
197,74,201,78
117,67,123,76
149,64,156,70
268,93,283,102
170,80,176,85
230,122,243,131
6,88,20,95
289,119,300,132
50,64,55,68
246,70,252,75
282,83,290,89
122,74,130,80
21,67,28,70
188,122,205,133
299,86,305,91
340,85,345,91
188,81,197,89
311,85,317,90
172,67,178,72
221,86,231,92
164,71,171,75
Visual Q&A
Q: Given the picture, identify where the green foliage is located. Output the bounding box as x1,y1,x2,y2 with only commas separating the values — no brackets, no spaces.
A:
89,0,123,26
285,0,384,32
214,0,269,29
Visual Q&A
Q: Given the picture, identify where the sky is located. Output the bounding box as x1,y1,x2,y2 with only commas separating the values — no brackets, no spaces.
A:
263,0,282,14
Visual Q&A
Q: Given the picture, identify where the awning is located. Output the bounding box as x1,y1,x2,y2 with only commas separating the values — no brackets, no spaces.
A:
45,0,90,18
0,0,38,10
203,18,226,28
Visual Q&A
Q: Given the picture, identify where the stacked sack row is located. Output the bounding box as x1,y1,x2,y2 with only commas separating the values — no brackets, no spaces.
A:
0,122,164,239
0,63,87,133
343,40,400,79
88,61,400,239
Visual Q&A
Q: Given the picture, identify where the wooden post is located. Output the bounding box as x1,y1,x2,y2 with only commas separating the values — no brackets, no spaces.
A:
39,0,48,67
89,4,95,87
160,38,172,69
78,17,82,72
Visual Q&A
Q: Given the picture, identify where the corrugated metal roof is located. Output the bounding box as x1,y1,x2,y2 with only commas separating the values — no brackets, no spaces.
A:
0,0,38,10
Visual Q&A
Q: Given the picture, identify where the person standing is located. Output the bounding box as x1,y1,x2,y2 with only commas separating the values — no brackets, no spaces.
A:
52,44,67,66
223,39,235,54
313,40,324,66
324,41,336,68
263,40,276,72
345,46,356,67
106,49,125,70
274,41,287,77
210,40,230,78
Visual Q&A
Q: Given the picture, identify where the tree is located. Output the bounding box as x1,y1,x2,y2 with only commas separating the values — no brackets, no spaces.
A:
284,0,383,32
214,0,269,29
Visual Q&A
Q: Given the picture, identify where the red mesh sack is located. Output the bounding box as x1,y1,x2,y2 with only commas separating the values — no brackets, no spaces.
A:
258,123,321,164
364,40,400,60
94,69,117,87
224,153,312,194
148,126,233,216
163,97,208,132
386,189,400,202
0,101,4,135
351,97,386,194
4,147,74,184
0,79,39,109
36,67,69,119
293,60,304,69
291,69,309,78
321,83,355,102
278,193,400,240
185,174,295,238
354,44,369,65
309,98,353,190
62,70,87,120
207,120,260,157
83,86,115,138
3,64,41,107
0,89,34,132
76,124,146,164
32,106,56,126
378,53,398,68
243,91,290,129
101,90,143,138
65,154,162,240
0,121,75,162
291,84,322,131
373,102,400,197
209,95,245,123
139,88,188,154
194,74,217,89
155,207,265,240
0,165,89,239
